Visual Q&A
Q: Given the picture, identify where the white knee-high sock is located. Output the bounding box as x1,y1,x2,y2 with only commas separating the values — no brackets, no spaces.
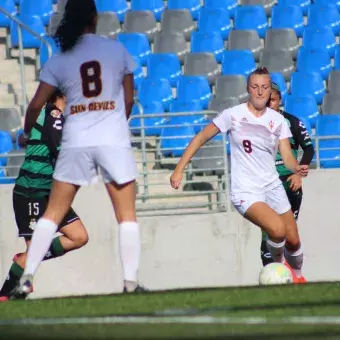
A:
266,239,286,264
285,246,304,278
119,221,140,283
24,218,58,277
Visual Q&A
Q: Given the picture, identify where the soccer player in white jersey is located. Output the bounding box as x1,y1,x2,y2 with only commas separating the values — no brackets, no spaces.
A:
170,68,307,283
13,0,146,298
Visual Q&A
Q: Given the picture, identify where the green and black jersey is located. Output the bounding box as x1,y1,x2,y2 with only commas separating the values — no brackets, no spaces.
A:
13,104,64,198
275,111,315,190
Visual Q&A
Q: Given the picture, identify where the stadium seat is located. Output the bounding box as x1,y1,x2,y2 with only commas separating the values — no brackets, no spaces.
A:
167,0,202,20
147,53,182,87
271,4,305,38
190,31,224,63
222,50,256,78
161,9,195,42
124,11,157,42
277,0,311,16
308,3,340,36
95,0,128,23
234,5,269,39
265,28,299,60
47,12,62,37
129,102,167,136
215,75,248,103
177,76,212,110
208,97,240,116
116,33,151,66
6,150,24,178
227,30,262,62
296,48,332,81
40,36,60,68
96,12,121,39
160,124,195,157
322,94,340,115
240,0,277,17
0,0,16,28
198,7,232,41
138,78,173,111
11,15,45,49
303,27,336,58
19,0,53,26
328,70,340,94
290,72,326,105
0,108,21,141
204,0,238,18
184,53,220,85
15,129,24,150
133,57,144,90
0,130,13,167
154,32,189,63
316,115,340,168
270,72,288,101
169,100,207,133
284,95,319,128
260,50,295,81
131,0,165,22
313,0,340,11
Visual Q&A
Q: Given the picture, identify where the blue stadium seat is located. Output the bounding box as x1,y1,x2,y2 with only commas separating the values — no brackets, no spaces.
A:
284,94,320,129
40,36,60,68
316,115,340,168
15,129,24,150
221,50,256,78
133,57,144,90
167,0,202,20
129,102,166,136
308,3,340,36
190,31,224,63
138,78,173,111
169,100,207,133
271,5,304,38
131,0,164,21
117,33,151,66
334,46,340,70
160,125,195,157
277,0,311,16
314,0,340,11
177,76,212,109
234,5,268,39
270,72,287,101
0,130,13,167
290,72,326,106
303,26,336,58
204,0,238,18
198,7,232,40
19,0,53,26
296,47,332,81
95,0,128,23
11,15,45,49
0,0,16,28
147,53,182,87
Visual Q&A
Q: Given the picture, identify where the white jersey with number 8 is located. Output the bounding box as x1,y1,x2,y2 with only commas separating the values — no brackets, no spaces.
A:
40,33,136,150
213,103,292,194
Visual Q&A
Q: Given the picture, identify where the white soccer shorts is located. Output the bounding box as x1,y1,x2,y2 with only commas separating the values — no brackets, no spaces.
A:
53,146,139,186
230,183,291,216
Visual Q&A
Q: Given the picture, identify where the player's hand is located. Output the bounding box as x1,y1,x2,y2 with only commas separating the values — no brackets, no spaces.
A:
18,133,28,148
170,169,183,189
296,164,309,177
287,174,302,192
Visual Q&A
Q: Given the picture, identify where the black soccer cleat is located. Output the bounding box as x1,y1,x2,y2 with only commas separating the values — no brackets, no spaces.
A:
123,284,149,293
10,275,33,300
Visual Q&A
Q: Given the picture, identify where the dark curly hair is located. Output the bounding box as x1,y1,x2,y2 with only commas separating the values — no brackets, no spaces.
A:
54,0,97,52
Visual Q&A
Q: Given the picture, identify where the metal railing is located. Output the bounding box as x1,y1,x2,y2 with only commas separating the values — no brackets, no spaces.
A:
0,6,52,114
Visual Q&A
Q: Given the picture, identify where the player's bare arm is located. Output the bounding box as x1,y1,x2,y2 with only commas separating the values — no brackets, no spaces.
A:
123,74,134,119
170,123,220,189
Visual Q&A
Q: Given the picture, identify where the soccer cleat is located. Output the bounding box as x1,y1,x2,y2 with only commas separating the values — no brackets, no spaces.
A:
0,296,8,302
283,261,298,283
123,284,149,293
9,274,34,300
295,276,307,284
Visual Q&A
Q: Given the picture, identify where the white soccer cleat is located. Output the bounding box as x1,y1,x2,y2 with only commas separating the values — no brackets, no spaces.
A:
10,274,34,300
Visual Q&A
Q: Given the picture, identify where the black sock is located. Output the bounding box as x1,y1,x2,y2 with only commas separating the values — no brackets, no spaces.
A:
43,237,65,261
261,240,274,266
0,262,24,296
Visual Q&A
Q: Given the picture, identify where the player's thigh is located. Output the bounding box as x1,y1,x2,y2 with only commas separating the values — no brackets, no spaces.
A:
287,188,303,220
280,209,300,250
105,180,137,224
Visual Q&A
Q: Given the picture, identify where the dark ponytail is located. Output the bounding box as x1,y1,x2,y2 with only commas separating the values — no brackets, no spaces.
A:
54,0,97,52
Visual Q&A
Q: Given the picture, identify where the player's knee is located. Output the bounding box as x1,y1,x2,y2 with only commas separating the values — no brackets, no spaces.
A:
268,221,286,242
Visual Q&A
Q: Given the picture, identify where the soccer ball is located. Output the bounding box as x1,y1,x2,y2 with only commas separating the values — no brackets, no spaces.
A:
259,263,293,285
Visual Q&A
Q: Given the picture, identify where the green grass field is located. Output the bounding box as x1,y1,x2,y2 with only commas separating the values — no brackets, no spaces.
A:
1,282,340,339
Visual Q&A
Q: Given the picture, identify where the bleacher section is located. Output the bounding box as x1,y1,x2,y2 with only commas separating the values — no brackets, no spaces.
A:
1,0,340,213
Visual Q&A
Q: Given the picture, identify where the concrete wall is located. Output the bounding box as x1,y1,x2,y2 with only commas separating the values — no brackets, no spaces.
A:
0,170,339,299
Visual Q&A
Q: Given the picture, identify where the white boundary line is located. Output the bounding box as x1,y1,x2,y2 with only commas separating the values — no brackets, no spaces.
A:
1,315,340,327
